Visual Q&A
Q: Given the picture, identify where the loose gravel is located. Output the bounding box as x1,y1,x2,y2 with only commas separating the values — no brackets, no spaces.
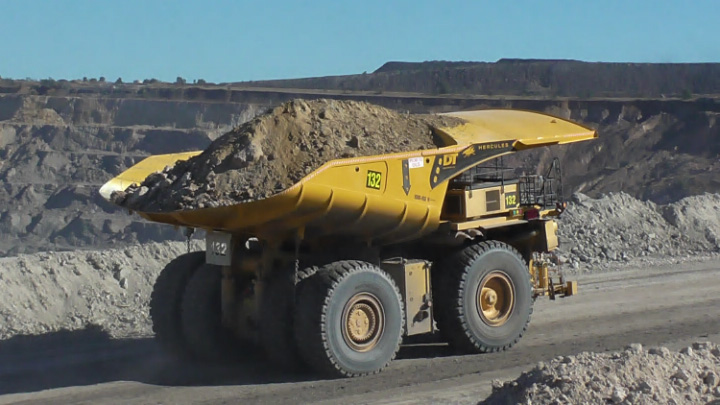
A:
483,342,720,404
555,192,720,272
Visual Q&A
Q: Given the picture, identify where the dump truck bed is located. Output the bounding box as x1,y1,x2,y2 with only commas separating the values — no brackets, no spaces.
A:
100,109,596,244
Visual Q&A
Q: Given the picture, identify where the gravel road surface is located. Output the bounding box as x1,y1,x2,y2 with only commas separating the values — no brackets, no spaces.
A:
2,257,719,404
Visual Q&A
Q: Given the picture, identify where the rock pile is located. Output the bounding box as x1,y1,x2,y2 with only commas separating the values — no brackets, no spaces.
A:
555,192,720,271
113,99,463,212
483,342,720,404
0,241,200,340
661,193,720,250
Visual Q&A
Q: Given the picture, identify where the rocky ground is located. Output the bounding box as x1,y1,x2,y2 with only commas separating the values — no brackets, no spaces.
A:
484,342,720,404
114,99,462,211
0,241,200,340
555,192,720,272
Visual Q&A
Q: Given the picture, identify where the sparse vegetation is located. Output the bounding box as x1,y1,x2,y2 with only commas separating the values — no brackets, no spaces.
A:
227,61,720,98
0,60,719,103
39,78,57,87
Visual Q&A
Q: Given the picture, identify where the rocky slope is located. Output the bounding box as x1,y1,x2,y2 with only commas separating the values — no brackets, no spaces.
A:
0,95,269,255
0,241,200,340
8,60,720,99
241,60,720,98
484,342,720,404
555,192,720,271
515,99,720,204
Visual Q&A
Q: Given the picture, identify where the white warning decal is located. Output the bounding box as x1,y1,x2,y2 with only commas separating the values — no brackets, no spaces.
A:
408,157,424,169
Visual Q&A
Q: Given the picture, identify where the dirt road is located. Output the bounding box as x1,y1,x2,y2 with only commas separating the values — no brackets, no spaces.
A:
2,258,719,404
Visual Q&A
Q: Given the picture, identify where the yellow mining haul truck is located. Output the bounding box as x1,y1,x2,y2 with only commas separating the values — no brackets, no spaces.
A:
101,109,596,377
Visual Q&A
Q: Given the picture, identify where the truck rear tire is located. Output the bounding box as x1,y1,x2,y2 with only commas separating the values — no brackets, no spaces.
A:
294,261,404,377
259,266,317,370
149,251,205,359
180,263,239,362
434,241,533,353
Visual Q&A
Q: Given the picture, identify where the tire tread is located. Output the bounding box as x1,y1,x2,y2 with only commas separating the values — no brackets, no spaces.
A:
260,266,318,370
180,264,235,362
294,261,404,377
434,241,534,353
149,251,204,359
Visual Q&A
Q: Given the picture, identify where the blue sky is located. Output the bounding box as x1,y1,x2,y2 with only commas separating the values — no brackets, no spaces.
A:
0,0,718,83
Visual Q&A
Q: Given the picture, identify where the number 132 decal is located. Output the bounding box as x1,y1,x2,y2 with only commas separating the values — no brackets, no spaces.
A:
366,170,382,190
505,192,518,208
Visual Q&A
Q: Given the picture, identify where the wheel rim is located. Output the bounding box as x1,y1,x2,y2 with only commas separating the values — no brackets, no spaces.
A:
341,293,385,352
476,271,515,327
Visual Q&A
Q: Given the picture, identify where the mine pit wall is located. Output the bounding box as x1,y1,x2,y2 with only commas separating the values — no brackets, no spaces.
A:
0,92,718,256
0,94,265,128
0,95,271,256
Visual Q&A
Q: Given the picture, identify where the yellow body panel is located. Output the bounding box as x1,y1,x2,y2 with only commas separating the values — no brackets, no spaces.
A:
100,109,597,244
139,149,452,243
437,109,597,149
444,183,519,219
98,151,202,200
382,260,433,336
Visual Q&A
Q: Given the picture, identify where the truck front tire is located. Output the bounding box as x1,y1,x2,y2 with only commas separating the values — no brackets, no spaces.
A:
434,241,533,353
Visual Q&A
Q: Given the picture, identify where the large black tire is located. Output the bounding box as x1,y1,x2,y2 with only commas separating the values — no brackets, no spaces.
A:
258,267,316,370
434,241,533,354
294,261,404,377
180,263,239,362
149,251,205,359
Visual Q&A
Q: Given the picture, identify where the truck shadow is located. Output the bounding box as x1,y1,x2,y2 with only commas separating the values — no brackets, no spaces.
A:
0,326,454,395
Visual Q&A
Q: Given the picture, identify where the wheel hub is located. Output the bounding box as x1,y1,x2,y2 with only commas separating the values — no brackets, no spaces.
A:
484,290,498,306
347,303,376,342
342,293,385,352
477,271,515,327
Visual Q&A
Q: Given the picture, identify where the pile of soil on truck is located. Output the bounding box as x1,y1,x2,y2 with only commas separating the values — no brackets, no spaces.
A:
112,99,464,212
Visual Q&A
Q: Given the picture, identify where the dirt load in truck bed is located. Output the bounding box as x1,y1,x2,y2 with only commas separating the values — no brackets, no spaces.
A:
112,99,463,212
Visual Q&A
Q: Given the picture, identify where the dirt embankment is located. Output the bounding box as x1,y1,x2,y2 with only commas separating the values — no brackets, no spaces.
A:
555,192,720,270
0,241,199,340
114,99,463,212
7,60,720,99
484,342,720,404
234,60,720,98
